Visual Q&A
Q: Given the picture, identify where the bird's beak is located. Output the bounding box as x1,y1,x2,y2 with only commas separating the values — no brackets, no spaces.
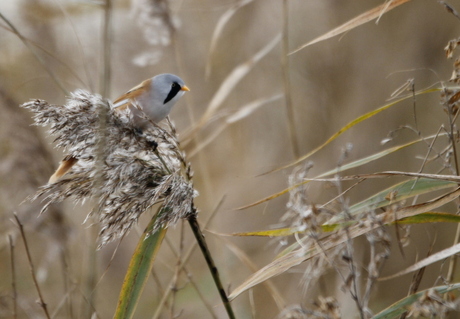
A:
181,85,190,92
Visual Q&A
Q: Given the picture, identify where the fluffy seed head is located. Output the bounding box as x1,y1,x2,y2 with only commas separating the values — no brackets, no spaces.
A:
22,89,197,248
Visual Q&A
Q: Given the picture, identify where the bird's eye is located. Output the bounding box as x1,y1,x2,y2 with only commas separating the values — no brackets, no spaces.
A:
171,83,176,88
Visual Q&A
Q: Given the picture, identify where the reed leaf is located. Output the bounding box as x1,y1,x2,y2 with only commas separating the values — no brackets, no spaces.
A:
289,0,412,55
229,187,460,300
113,209,168,319
371,283,460,319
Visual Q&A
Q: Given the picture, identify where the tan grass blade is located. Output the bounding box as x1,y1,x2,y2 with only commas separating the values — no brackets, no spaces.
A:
237,132,446,210
232,212,460,238
219,236,286,310
185,34,282,142
226,94,283,123
229,187,460,300
326,177,458,224
189,94,283,157
205,0,254,78
264,87,440,175
202,34,281,127
289,0,412,55
189,126,226,158
380,242,460,281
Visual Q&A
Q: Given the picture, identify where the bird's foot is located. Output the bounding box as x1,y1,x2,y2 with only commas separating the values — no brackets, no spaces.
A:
147,139,158,150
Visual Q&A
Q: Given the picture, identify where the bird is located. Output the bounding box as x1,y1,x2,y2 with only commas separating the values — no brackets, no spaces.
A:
48,73,189,184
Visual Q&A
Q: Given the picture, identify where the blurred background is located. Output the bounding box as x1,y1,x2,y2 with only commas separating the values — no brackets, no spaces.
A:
1,0,460,318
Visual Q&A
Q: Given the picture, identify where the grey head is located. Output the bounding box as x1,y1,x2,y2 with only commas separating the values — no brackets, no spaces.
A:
143,73,189,124
112,73,189,127
152,73,188,107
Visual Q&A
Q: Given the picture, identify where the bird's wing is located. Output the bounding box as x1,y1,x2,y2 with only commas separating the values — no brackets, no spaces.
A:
113,78,151,110
49,79,156,184
49,156,78,183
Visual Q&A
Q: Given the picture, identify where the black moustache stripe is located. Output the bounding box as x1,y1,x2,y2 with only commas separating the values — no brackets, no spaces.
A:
164,82,181,104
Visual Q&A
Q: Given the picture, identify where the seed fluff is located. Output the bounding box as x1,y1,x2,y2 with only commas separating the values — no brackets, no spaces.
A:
21,89,197,248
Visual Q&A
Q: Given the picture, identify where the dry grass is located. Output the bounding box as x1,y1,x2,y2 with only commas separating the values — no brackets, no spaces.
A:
2,1,460,318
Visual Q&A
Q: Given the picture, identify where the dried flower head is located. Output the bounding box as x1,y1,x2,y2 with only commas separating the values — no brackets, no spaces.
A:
282,163,317,231
281,164,344,294
276,298,341,319
275,305,308,319
131,0,180,66
21,89,197,248
407,289,459,318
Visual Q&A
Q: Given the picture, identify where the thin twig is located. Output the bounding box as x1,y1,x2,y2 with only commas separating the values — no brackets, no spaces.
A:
0,12,67,94
8,235,17,319
344,225,364,319
445,93,459,176
152,197,226,319
321,179,365,209
333,162,364,318
81,227,99,319
0,22,87,89
282,0,300,158
101,0,112,98
169,220,185,318
362,238,376,313
55,0,94,91
362,216,388,314
438,1,460,21
217,235,287,310
154,148,172,174
416,125,445,177
150,268,169,307
399,238,434,319
13,213,51,319
164,236,218,318
76,269,102,319
182,268,219,319
445,87,460,283
187,211,236,319
60,250,74,319
410,80,418,132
